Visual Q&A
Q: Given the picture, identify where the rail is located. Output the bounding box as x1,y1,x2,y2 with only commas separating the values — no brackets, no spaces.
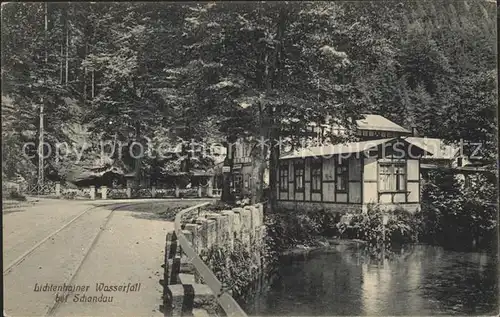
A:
174,202,248,317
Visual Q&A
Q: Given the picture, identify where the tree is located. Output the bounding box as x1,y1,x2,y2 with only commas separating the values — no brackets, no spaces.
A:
169,2,380,205
2,3,79,183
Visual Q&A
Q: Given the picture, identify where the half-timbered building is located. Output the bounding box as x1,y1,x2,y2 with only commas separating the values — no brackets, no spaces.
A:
277,137,428,213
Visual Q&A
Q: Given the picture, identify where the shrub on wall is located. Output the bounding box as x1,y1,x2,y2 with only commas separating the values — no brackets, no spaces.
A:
200,240,261,297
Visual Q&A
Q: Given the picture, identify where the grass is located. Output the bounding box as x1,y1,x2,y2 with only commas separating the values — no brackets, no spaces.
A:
115,200,211,221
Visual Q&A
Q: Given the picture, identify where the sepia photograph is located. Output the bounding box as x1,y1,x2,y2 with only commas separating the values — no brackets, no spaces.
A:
1,1,498,316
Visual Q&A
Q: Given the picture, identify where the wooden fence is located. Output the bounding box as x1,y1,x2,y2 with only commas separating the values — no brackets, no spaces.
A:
20,183,222,200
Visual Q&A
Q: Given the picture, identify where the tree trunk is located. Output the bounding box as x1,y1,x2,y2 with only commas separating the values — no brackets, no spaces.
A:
221,139,235,203
251,144,266,204
83,42,87,103
39,2,48,187
65,6,69,86
134,121,141,187
268,107,280,210
60,44,63,84
269,9,287,210
251,102,268,204
262,9,286,209
91,68,95,99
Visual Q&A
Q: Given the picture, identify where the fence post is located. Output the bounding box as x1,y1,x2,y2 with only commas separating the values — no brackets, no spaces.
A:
101,186,107,200
89,186,96,200
55,182,61,197
126,187,132,199
197,186,202,198
151,186,156,198
175,185,180,198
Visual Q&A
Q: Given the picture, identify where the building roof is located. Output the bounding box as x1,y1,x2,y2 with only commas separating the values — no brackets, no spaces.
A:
421,163,492,173
281,138,422,159
356,114,411,133
167,170,215,176
405,137,459,160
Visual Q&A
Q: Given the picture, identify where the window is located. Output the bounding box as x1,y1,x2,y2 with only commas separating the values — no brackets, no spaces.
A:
379,163,406,192
233,174,242,191
279,164,289,192
336,159,348,192
294,162,305,192
311,159,322,193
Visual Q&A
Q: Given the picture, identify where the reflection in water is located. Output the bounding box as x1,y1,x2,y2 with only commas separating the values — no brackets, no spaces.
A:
241,244,498,316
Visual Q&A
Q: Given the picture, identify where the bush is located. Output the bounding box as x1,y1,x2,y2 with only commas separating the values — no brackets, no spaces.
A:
205,200,235,211
336,204,420,250
307,209,341,236
418,170,497,251
8,189,26,201
201,240,260,297
62,191,77,200
265,209,321,253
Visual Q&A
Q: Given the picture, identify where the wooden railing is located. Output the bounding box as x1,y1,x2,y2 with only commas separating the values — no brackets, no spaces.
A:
174,203,248,317
212,188,222,197
24,183,56,195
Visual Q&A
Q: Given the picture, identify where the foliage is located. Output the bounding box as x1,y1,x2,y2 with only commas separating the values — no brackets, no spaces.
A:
266,211,317,250
334,169,497,253
418,169,497,251
307,209,341,237
7,189,27,201
336,205,420,252
350,1,497,162
201,240,261,297
205,201,236,212
1,2,496,201
174,2,368,203
264,208,334,262
62,191,77,200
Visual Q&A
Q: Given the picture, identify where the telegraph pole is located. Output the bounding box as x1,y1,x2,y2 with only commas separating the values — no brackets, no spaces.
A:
38,2,48,192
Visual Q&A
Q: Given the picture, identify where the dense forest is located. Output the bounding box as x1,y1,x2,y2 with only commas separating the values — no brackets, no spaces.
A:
1,1,497,196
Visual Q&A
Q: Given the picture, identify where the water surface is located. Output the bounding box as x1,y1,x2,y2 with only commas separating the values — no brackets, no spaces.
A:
241,244,498,316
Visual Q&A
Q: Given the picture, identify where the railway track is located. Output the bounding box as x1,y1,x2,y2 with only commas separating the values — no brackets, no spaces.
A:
3,203,137,316
3,199,209,317
43,203,129,316
3,204,103,276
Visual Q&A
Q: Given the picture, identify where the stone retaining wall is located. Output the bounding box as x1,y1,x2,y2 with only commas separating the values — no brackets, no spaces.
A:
163,203,265,317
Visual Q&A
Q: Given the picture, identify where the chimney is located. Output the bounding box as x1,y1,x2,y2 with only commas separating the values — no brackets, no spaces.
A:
411,126,418,137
